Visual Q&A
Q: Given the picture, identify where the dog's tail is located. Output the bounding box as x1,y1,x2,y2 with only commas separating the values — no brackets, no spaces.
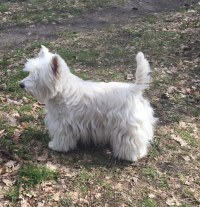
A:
135,52,151,92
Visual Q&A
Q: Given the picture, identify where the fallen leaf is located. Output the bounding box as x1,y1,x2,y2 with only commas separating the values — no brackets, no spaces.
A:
79,198,89,205
4,160,17,167
37,152,48,162
20,199,31,207
167,86,177,94
52,192,60,201
95,193,101,199
46,162,57,170
12,111,20,119
7,98,22,106
22,97,29,104
24,192,34,198
184,180,191,185
21,122,29,129
1,112,17,126
43,186,53,192
2,179,13,186
132,177,138,184
166,197,181,206
69,191,79,200
0,130,5,138
124,73,134,80
12,129,22,143
182,155,190,162
178,121,187,129
171,134,187,147
33,102,43,110
148,193,156,198
60,167,74,178
0,187,4,199
37,202,45,207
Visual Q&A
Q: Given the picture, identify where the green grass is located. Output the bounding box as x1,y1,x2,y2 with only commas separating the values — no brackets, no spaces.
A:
191,107,200,117
170,113,182,123
0,111,47,159
0,3,10,13
19,164,59,187
0,0,122,26
122,21,183,64
150,136,162,158
58,48,99,66
4,70,27,95
142,167,158,180
158,176,169,189
19,114,35,123
73,168,123,204
13,146,31,160
180,130,198,146
21,126,49,144
59,31,78,39
5,187,19,203
0,118,16,152
182,187,200,206
196,5,200,13
6,164,59,202
59,197,73,207
0,56,9,69
75,170,91,194
142,197,157,207
26,41,51,52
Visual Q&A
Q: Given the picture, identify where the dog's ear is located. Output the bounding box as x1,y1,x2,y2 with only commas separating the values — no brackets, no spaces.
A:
38,45,49,57
51,55,60,77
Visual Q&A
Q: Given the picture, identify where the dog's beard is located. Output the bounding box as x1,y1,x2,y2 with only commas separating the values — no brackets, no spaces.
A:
24,84,48,103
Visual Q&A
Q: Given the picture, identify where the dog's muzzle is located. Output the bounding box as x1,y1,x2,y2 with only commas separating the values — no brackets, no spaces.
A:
19,82,25,89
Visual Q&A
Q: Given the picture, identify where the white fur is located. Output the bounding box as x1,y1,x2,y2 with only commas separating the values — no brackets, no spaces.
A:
20,46,156,161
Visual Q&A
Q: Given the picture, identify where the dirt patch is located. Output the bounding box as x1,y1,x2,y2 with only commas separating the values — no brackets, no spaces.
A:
0,0,198,51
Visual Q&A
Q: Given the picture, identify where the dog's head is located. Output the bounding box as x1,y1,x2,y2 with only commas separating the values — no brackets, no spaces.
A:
20,46,69,103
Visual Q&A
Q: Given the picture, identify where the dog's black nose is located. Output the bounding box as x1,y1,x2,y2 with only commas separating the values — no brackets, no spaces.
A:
19,82,25,89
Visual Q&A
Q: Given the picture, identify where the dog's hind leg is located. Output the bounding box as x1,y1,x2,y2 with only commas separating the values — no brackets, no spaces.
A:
111,134,139,161
111,125,150,161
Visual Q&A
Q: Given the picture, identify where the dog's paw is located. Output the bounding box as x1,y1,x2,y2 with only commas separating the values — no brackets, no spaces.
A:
48,140,68,152
48,141,57,151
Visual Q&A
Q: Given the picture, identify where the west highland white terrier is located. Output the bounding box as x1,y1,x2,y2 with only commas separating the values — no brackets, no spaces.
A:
20,46,156,161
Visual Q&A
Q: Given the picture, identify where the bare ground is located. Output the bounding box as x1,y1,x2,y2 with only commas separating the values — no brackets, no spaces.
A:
0,0,198,51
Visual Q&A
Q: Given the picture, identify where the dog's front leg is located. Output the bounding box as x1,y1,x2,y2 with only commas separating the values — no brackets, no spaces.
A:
48,129,77,153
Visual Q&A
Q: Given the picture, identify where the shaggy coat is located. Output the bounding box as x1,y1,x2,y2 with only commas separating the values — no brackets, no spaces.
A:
20,46,156,161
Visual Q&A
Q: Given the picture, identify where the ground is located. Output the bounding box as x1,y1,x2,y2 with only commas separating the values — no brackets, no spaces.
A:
0,0,200,207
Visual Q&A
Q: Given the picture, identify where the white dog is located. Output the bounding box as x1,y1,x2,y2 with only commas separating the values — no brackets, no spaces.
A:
20,46,156,161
